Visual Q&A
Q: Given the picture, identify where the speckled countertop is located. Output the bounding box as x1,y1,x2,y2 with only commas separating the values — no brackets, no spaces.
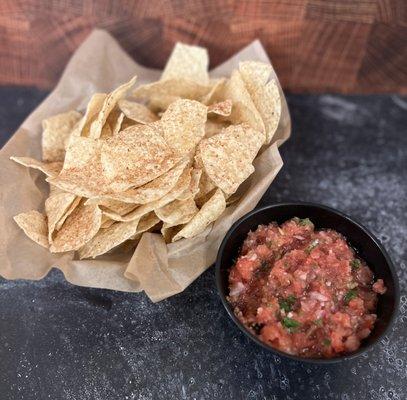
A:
0,89,406,400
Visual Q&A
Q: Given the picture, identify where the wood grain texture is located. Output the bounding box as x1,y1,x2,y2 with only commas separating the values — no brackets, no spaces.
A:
0,0,405,93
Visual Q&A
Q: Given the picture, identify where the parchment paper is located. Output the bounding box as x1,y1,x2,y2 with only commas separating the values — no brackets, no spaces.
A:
0,29,291,301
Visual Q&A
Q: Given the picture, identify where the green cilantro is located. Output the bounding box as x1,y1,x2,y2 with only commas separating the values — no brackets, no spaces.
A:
299,218,313,227
323,338,331,346
282,317,300,332
314,318,323,327
305,239,319,254
279,295,297,313
351,259,361,271
344,288,358,304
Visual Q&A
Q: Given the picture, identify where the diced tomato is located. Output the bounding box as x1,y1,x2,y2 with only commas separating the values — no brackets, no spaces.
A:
235,254,260,281
373,279,387,294
228,218,386,358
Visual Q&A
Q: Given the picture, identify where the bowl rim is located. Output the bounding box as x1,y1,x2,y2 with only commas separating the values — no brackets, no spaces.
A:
215,201,400,364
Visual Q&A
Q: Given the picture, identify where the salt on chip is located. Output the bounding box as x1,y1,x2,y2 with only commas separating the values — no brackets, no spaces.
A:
239,61,281,144
101,124,181,191
45,191,77,241
86,158,189,205
207,100,232,117
50,203,102,253
102,168,191,222
89,76,137,139
198,124,264,195
118,99,158,124
161,43,209,85
14,210,48,248
42,110,82,162
155,197,198,225
161,99,207,157
78,213,159,259
10,156,62,178
172,188,225,241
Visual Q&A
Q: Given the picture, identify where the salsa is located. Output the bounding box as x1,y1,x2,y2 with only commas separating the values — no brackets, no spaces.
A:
227,217,386,358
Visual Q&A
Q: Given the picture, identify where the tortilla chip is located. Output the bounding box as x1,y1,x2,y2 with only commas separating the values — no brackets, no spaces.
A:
100,121,113,138
102,168,191,222
13,210,48,248
97,199,138,216
10,156,62,178
155,197,198,225
100,215,115,229
50,203,102,253
76,93,107,138
220,71,265,134
101,124,181,191
78,213,159,259
86,158,189,205
172,188,225,241
200,78,226,105
204,120,228,139
50,124,180,197
207,100,232,117
118,99,158,124
78,218,139,259
133,79,211,111
49,184,64,196
111,112,125,135
239,61,271,87
47,137,106,197
177,168,202,201
161,99,207,157
198,124,264,195
161,223,183,243
130,212,161,239
239,61,281,143
42,110,82,162
161,43,209,85
195,171,216,198
45,191,77,242
55,196,82,231
88,76,137,139
195,188,217,208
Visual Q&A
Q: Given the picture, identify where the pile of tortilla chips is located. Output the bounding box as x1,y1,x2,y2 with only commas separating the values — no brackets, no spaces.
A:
11,43,281,259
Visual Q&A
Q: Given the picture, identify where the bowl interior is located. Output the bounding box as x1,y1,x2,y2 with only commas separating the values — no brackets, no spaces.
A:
216,203,399,361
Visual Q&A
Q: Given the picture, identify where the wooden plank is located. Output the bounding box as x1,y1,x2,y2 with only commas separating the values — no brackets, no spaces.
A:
0,0,405,93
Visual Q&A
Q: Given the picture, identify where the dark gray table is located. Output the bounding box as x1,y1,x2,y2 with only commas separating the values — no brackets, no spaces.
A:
1,88,406,400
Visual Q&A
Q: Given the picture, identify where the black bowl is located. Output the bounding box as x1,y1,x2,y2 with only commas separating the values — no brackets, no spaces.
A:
215,202,399,364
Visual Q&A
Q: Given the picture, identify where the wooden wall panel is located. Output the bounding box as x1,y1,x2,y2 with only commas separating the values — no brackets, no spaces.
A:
0,0,405,93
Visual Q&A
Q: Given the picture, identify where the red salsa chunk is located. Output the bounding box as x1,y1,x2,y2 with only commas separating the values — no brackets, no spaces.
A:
228,217,387,358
